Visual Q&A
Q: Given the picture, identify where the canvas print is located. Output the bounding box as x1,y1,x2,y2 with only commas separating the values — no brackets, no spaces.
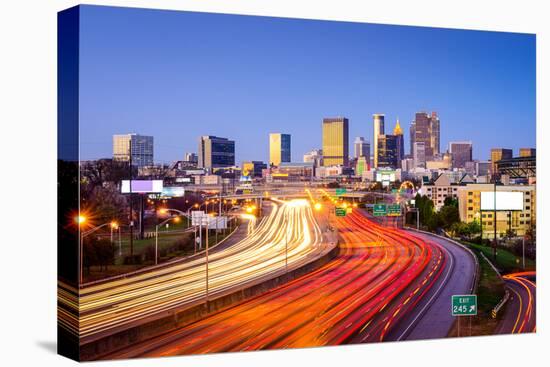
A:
57,5,536,361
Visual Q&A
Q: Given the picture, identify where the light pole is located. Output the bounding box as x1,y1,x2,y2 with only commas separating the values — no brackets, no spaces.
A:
155,215,181,265
205,218,210,303
77,219,119,284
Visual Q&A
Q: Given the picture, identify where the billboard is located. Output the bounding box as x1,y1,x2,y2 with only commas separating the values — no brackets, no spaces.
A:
481,191,524,211
161,186,185,198
376,171,396,183
121,180,163,194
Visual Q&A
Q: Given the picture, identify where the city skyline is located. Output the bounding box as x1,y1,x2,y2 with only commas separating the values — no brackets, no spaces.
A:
78,6,535,164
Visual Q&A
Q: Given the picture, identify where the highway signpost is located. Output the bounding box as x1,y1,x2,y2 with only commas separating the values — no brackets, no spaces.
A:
452,294,477,337
387,204,402,217
335,208,347,217
373,204,387,216
335,188,347,196
452,295,477,316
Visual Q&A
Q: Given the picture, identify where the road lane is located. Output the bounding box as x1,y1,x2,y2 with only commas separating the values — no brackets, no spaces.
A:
102,209,465,360
496,271,536,334
58,199,326,343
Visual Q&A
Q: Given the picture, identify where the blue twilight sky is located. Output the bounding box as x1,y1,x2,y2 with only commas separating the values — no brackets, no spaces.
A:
78,5,536,164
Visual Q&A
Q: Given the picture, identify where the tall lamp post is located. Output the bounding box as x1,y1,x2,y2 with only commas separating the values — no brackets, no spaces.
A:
155,215,181,265
76,218,119,284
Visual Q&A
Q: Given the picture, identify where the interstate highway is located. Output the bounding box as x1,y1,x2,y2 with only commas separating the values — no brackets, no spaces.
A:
58,199,327,343
101,209,477,359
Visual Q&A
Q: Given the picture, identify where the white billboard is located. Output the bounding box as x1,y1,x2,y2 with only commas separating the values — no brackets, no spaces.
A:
376,171,396,183
481,191,524,211
121,180,163,194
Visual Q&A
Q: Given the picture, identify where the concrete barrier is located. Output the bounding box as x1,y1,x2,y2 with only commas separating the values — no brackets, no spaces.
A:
79,240,340,361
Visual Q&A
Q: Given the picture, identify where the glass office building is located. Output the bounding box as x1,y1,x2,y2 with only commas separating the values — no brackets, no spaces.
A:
112,133,154,167
322,117,349,166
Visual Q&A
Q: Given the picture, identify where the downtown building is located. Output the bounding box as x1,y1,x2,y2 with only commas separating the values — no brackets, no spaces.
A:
113,133,154,167
409,111,440,165
198,135,235,170
303,149,323,168
490,148,513,179
269,133,291,166
354,137,370,162
393,119,405,162
457,183,536,239
242,160,267,178
377,134,399,169
448,141,473,169
322,117,349,166
372,114,385,168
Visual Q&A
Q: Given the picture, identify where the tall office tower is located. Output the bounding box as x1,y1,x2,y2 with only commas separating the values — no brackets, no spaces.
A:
198,135,235,169
490,148,513,177
377,134,399,169
373,114,385,168
448,141,473,169
414,112,434,160
393,119,405,161
413,141,426,168
322,117,349,166
113,133,154,167
430,112,440,156
519,148,536,157
354,137,370,159
409,121,416,156
269,133,291,166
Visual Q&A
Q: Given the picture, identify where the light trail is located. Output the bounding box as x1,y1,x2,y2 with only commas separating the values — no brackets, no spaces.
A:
58,199,325,342
502,271,536,333
102,209,450,359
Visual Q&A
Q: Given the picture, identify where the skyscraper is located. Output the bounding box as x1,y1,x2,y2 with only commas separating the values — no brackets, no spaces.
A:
377,134,399,169
409,121,416,157
354,137,370,160
373,114,385,168
269,133,291,166
113,133,154,167
413,141,426,168
198,135,235,170
411,111,440,160
490,148,513,178
449,141,473,169
393,119,405,162
414,112,433,159
430,112,440,156
322,117,349,166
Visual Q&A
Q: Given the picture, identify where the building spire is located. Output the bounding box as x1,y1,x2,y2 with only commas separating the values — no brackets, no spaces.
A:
393,118,403,135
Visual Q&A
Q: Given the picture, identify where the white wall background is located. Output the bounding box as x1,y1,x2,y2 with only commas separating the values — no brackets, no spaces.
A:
0,1,547,366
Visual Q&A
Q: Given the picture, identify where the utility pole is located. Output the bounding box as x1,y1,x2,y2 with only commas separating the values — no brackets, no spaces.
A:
129,138,134,257
493,180,497,261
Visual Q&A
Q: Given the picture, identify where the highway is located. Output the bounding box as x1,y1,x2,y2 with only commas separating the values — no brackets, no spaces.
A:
58,199,325,343
102,208,476,359
496,271,536,334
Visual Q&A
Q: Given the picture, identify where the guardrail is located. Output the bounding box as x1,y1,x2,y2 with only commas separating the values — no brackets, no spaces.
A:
492,290,510,319
405,227,480,295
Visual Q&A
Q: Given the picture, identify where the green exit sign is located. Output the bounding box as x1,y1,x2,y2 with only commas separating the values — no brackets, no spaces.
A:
452,295,477,316
373,204,387,216
335,208,347,217
335,188,347,196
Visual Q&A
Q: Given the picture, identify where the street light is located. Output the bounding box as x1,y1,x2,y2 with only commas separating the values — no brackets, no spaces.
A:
155,215,181,265
77,219,119,284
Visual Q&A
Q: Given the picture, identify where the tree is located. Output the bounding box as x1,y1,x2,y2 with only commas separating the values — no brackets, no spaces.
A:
467,219,481,237
83,237,115,273
439,205,460,229
443,197,458,208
